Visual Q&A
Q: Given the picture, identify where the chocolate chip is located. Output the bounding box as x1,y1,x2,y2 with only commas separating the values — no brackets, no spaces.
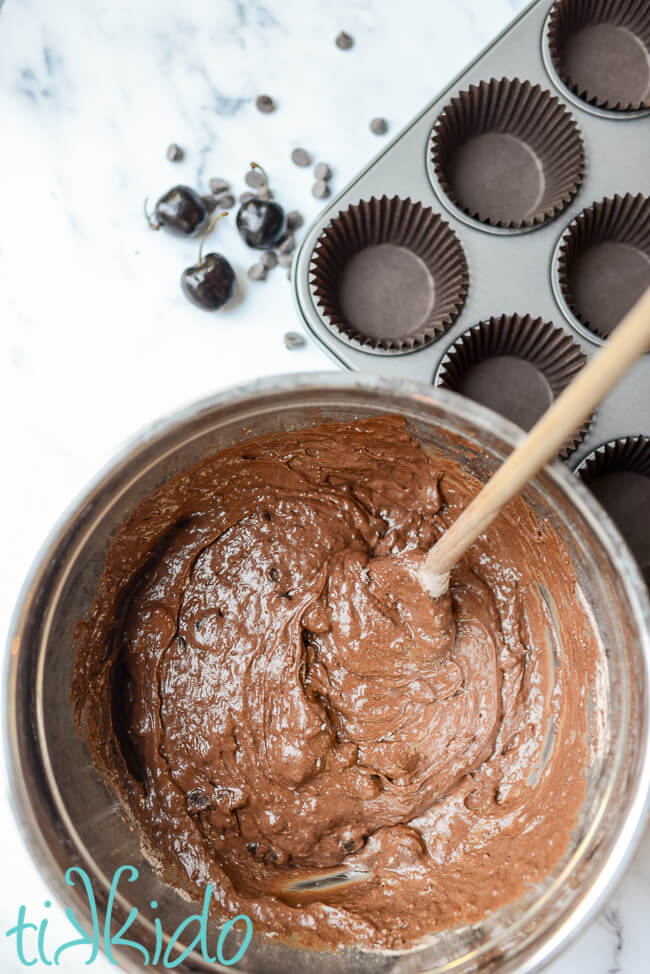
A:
335,31,354,50
342,839,358,853
187,789,209,809
284,331,306,349
166,143,184,162
269,566,280,581
209,177,230,194
312,179,330,200
291,147,311,167
214,191,235,210
201,194,218,213
262,510,272,521
261,251,278,269
277,232,295,255
255,94,276,114
245,168,266,189
247,842,259,855
247,262,267,281
286,210,304,231
370,117,388,135
239,191,254,204
278,253,293,268
314,162,331,181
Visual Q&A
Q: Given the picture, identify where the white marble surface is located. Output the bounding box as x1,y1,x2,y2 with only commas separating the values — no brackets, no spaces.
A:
1,0,649,970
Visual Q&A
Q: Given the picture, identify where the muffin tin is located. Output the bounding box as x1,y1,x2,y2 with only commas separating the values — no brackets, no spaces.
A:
293,0,650,578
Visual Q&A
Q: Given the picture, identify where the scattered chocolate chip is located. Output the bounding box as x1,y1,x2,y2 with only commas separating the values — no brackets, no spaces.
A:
278,253,293,268
247,842,259,855
262,510,272,521
314,162,332,181
312,179,330,200
284,331,306,349
286,210,303,231
247,262,267,281
239,191,254,204
261,251,278,269
291,147,312,167
335,31,354,50
370,117,388,135
201,194,218,213
209,177,230,194
245,168,266,189
269,566,280,581
255,94,276,114
214,191,235,209
277,232,295,255
166,143,184,162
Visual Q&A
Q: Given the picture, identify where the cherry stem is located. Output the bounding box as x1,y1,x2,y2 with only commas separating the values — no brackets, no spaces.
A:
198,211,228,263
143,197,160,231
250,161,270,195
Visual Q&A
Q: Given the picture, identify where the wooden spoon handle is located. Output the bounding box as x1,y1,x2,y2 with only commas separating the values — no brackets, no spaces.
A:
422,286,650,590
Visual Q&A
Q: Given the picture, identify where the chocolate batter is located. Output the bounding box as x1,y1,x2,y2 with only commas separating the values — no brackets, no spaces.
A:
73,416,595,950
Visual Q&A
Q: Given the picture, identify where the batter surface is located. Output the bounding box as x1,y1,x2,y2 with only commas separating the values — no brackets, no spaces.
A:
73,416,595,950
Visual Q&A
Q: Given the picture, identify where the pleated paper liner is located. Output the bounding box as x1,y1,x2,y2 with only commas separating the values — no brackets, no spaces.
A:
578,436,650,584
436,314,589,458
557,193,650,340
430,78,585,230
309,196,469,352
547,0,650,112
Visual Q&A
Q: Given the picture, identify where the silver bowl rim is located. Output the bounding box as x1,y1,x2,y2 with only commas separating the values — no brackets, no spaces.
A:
5,370,650,974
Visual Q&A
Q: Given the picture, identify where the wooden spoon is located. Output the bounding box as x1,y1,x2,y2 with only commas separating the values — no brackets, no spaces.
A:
420,287,650,598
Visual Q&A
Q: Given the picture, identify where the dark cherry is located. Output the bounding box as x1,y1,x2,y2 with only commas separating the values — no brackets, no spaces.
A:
235,162,284,249
181,253,235,310
151,185,207,236
236,197,285,249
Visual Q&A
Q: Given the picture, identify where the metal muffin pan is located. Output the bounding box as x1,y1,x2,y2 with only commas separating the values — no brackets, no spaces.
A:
292,0,650,480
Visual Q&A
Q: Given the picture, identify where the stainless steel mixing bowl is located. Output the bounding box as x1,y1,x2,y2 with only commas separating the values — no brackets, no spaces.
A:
6,373,650,973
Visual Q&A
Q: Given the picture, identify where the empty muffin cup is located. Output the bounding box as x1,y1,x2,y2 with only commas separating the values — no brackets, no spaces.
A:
557,193,650,340
430,78,585,230
547,0,650,112
436,314,589,457
309,195,469,352
578,437,650,584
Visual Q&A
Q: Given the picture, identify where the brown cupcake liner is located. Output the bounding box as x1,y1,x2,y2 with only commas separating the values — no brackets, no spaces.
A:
309,195,469,352
436,314,590,458
430,78,585,230
579,435,650,480
578,436,650,583
557,193,650,340
547,0,650,112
